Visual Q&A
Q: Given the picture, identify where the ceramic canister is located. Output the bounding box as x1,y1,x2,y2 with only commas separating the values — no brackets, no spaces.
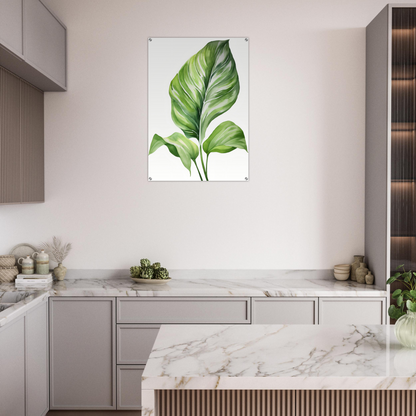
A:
17,255,35,275
32,249,49,275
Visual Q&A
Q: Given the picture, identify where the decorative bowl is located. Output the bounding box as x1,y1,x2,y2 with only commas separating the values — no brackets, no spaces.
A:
334,264,351,271
131,277,171,284
334,271,350,281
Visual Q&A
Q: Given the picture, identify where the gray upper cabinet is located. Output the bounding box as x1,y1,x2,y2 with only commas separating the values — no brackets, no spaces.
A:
0,68,44,204
50,298,116,410
24,0,66,88
0,0,23,57
0,0,66,91
26,301,49,416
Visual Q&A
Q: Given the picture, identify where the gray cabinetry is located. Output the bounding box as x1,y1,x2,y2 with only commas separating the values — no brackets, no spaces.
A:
0,0,66,91
252,298,318,324
0,317,25,416
0,0,23,57
49,298,116,410
24,0,66,87
0,67,44,205
318,297,386,325
26,301,48,416
117,297,251,324
117,365,144,410
117,324,160,365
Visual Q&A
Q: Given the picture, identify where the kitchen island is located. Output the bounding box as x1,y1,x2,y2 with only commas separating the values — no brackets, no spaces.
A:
142,324,416,416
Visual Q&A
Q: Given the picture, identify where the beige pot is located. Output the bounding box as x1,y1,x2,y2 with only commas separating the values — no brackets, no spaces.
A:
351,255,364,281
54,263,67,281
356,263,368,284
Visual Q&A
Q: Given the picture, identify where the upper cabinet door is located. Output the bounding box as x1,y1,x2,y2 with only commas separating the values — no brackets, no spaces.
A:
24,0,66,88
0,0,23,57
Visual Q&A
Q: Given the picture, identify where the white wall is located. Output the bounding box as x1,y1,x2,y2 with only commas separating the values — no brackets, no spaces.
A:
0,0,396,270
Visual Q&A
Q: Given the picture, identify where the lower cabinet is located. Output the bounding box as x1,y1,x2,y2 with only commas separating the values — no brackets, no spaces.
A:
49,297,116,410
318,297,386,325
252,298,318,324
117,365,144,410
0,316,25,416
0,299,48,416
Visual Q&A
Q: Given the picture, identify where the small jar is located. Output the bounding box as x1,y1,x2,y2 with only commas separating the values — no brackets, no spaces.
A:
18,255,34,275
32,250,49,275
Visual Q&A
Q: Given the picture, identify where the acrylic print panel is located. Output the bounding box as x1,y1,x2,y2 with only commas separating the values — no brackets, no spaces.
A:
148,38,249,181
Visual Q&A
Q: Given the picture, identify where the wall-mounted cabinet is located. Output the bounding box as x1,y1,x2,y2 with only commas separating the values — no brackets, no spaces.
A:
0,0,66,91
366,5,416,297
0,67,44,204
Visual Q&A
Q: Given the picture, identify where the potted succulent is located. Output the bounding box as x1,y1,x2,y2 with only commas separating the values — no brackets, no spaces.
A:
130,259,170,282
387,264,416,349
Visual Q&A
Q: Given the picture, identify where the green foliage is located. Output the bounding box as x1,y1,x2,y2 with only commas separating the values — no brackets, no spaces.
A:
140,258,151,268
387,265,416,319
140,266,154,279
149,40,248,181
130,260,170,281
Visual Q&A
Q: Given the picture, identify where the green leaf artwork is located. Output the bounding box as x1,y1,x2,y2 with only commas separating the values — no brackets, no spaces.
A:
149,39,248,181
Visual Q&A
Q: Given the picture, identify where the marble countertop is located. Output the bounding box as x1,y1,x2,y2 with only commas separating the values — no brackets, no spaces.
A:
0,277,387,298
142,324,416,391
0,290,48,327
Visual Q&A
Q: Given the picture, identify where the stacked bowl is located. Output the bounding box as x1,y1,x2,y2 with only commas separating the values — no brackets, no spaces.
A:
334,264,351,281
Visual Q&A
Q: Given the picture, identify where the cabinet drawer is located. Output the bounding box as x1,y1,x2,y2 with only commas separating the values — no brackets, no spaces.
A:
117,325,159,364
117,365,144,410
117,297,250,324
318,297,386,325
252,298,318,324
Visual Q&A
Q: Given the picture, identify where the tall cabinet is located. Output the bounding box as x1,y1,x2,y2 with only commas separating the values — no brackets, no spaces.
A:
366,6,416,309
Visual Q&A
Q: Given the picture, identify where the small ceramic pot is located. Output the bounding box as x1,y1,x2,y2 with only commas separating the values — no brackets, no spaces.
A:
356,262,369,284
32,250,49,275
18,255,34,275
54,263,67,281
365,271,374,285
351,255,364,281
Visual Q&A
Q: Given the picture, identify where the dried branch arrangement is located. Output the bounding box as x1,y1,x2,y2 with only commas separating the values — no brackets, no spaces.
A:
41,236,72,264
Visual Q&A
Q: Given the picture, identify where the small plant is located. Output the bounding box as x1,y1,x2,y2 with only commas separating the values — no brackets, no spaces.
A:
41,236,72,264
387,264,416,320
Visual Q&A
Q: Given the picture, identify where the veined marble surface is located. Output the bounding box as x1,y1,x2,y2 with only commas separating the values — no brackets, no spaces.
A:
142,324,416,391
0,277,387,297
0,290,48,327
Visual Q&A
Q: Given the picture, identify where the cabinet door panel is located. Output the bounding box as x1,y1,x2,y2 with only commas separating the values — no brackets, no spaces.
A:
24,0,66,87
0,0,23,56
319,297,386,325
252,298,318,324
50,298,116,410
26,300,48,416
117,325,160,364
117,365,144,410
0,68,21,204
21,80,44,203
117,298,250,324
0,318,25,416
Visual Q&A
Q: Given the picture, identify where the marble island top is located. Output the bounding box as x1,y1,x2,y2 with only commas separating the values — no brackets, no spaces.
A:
0,277,387,298
142,324,416,391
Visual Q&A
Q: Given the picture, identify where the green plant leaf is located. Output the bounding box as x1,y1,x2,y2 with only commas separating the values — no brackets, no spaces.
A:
392,289,402,299
169,40,240,142
387,275,399,285
407,300,416,312
403,290,412,299
388,304,406,320
202,121,247,155
397,295,404,306
410,290,416,299
149,133,199,175
405,272,412,283
398,264,405,269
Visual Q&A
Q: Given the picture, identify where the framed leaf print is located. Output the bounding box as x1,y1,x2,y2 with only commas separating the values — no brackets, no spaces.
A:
148,38,249,181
